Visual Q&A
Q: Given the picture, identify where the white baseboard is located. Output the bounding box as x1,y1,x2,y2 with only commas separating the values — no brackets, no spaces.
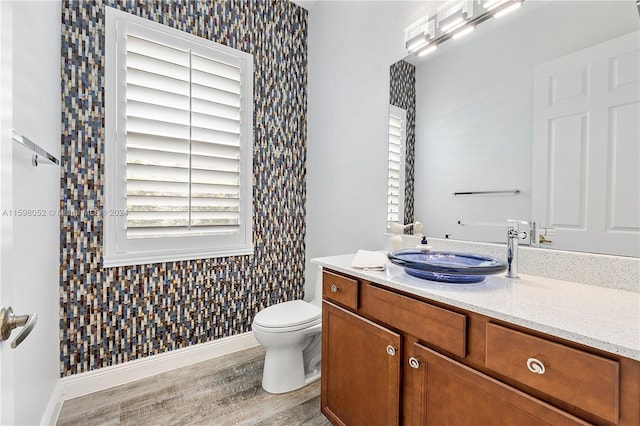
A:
40,380,63,426
60,331,259,401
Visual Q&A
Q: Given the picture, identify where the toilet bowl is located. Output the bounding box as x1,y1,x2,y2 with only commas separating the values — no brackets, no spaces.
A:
252,269,324,394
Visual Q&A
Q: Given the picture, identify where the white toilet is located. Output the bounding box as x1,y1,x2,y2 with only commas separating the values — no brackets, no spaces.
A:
252,269,323,394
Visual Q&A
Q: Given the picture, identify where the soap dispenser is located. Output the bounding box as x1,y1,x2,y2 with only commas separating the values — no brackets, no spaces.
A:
416,236,433,251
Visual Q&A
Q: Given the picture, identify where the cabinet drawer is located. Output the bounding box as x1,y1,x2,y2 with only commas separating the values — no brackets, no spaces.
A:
485,323,620,424
322,270,358,310
362,283,467,358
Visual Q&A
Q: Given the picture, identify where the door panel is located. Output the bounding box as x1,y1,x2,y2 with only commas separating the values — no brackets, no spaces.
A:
608,102,639,231
532,30,640,257
547,113,587,228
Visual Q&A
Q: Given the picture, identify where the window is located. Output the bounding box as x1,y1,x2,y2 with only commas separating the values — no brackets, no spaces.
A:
387,105,407,224
104,8,254,266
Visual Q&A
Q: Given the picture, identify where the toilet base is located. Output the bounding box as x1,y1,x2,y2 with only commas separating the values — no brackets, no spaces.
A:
261,348,321,394
259,331,322,394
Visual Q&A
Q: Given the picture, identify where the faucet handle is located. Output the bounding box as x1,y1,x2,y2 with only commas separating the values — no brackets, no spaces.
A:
507,220,529,241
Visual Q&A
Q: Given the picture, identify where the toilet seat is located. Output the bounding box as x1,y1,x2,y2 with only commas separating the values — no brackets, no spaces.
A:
253,300,321,333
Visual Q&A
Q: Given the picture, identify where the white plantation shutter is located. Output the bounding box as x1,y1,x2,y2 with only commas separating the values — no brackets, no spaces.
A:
125,36,243,238
104,8,253,266
388,105,406,224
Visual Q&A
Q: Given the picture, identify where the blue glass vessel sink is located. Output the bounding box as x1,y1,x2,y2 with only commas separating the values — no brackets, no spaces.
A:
387,249,508,283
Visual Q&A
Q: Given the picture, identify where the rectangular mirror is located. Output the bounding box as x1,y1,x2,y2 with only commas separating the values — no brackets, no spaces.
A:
391,0,639,257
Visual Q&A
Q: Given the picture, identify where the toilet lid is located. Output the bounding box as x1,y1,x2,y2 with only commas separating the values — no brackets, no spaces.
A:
253,300,321,329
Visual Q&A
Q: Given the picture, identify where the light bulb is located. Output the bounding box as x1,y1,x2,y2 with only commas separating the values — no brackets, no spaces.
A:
417,45,438,57
494,2,522,18
452,26,475,40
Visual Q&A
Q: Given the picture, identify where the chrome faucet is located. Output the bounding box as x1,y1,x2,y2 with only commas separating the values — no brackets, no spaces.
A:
506,220,528,278
457,218,551,278
506,226,520,278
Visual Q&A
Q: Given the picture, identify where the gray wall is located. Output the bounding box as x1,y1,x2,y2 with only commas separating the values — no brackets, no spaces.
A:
305,1,427,299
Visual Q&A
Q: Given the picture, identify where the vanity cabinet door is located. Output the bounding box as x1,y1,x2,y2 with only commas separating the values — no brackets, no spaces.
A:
321,301,401,426
407,342,589,426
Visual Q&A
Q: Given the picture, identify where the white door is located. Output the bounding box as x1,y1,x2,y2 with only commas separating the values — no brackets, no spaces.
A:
1,3,61,424
0,2,16,423
532,30,640,257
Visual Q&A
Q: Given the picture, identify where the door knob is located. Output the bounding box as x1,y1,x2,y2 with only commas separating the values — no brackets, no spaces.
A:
0,307,38,349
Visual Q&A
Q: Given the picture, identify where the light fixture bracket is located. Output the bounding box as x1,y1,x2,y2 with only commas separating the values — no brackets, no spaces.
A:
404,15,437,52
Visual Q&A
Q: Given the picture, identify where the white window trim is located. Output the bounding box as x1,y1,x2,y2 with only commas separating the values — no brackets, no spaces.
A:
104,7,254,267
387,104,407,225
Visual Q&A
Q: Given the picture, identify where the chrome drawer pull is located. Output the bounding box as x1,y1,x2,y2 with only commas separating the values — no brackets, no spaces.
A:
386,345,396,356
408,357,420,369
330,284,338,293
526,357,545,375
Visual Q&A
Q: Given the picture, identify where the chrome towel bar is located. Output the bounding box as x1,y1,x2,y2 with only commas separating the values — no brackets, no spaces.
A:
12,129,59,167
451,189,520,196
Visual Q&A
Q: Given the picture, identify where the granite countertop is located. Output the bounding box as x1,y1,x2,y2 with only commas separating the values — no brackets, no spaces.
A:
312,253,640,361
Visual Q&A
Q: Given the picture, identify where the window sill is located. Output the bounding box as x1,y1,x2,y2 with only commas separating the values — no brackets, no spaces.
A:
102,245,255,268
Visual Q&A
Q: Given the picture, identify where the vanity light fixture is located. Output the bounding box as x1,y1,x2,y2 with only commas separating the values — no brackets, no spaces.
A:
405,0,526,58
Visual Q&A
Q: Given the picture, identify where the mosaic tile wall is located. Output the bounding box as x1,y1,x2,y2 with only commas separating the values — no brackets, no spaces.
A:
389,60,416,226
60,0,307,376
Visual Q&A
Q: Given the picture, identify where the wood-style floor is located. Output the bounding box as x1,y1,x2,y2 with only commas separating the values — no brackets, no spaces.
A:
57,346,330,425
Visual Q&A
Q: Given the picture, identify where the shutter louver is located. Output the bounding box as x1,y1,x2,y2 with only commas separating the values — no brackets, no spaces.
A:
125,35,243,239
387,108,406,224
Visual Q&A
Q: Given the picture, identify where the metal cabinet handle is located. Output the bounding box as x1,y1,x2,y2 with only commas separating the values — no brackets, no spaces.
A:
330,284,338,293
526,357,545,375
408,356,420,369
386,345,396,356
0,307,38,349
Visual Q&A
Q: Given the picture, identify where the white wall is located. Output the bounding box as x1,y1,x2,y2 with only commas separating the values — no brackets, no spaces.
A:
413,1,639,244
11,1,61,424
305,1,431,298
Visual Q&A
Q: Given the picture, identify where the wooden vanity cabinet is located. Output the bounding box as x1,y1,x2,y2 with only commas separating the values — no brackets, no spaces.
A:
320,269,640,426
